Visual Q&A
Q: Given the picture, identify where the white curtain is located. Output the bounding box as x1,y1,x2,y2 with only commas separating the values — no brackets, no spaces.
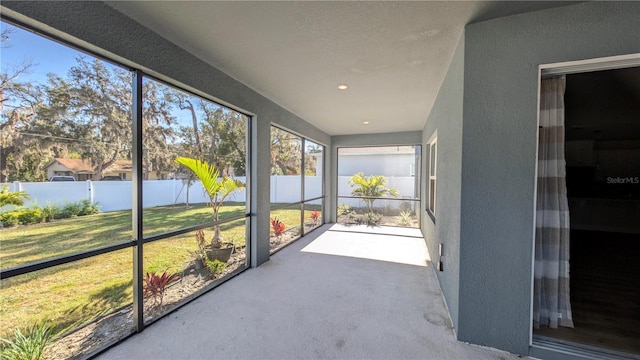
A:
533,75,574,329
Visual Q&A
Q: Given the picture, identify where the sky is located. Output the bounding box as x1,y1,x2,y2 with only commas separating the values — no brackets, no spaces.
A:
1,20,319,152
1,20,196,127
1,21,107,85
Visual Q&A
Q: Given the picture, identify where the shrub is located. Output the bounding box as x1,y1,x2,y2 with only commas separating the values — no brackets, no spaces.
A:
78,199,100,216
337,204,351,216
143,271,181,307
40,204,58,223
310,209,320,224
205,259,227,275
0,200,98,226
0,212,20,227
398,210,414,226
361,212,382,226
0,209,45,227
0,321,55,360
0,187,29,208
270,217,286,238
58,202,83,218
17,208,44,225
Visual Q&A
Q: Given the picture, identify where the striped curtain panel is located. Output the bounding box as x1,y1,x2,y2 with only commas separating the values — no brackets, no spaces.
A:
533,75,574,329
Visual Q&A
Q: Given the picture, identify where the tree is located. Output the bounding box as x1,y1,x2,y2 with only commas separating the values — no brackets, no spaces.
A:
2,23,237,184
205,106,246,176
67,57,132,179
68,58,178,180
173,94,206,208
1,69,77,181
2,55,181,182
0,27,39,182
199,101,224,171
270,127,301,175
222,112,247,176
175,97,246,176
142,79,177,180
2,27,119,182
348,172,399,214
304,143,322,176
175,95,203,158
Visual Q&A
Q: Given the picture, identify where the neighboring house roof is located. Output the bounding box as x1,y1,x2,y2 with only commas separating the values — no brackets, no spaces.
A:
49,158,95,174
105,160,134,172
45,158,135,175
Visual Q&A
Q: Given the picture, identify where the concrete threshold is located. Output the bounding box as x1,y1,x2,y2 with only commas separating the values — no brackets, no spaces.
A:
98,224,527,360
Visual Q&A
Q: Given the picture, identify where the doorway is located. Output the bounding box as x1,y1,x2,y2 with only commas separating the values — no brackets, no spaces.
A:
533,66,640,355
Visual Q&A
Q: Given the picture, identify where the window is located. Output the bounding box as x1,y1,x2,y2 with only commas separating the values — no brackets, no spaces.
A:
140,76,249,323
269,126,324,253
1,20,137,353
0,19,250,358
428,135,437,215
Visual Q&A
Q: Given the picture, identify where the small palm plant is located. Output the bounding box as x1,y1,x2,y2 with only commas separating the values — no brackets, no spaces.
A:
348,172,399,214
175,157,244,248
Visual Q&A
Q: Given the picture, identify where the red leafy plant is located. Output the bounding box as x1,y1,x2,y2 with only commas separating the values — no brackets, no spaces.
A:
310,209,320,224
270,217,286,238
143,271,181,307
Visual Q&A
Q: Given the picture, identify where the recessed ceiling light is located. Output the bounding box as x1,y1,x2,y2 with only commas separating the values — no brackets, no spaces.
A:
363,121,370,125
337,84,348,90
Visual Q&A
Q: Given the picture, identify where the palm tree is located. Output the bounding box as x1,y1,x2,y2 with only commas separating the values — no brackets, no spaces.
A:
348,172,399,214
175,157,244,248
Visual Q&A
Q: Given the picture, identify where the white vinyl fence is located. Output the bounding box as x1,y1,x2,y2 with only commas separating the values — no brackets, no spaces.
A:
2,175,418,213
2,176,318,212
337,176,419,212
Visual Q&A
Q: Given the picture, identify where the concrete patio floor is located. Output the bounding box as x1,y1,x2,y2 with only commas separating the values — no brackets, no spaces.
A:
98,224,528,360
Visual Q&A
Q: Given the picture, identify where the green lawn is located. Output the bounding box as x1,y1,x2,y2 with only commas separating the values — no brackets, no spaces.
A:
269,203,322,234
1,203,245,270
0,202,321,340
0,203,249,339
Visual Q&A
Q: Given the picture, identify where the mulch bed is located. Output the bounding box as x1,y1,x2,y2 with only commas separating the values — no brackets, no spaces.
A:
44,248,247,360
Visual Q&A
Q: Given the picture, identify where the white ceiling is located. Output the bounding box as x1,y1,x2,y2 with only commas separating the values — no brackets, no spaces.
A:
107,1,577,136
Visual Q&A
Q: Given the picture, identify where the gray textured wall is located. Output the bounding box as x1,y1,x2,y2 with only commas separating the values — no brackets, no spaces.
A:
459,2,640,354
1,1,331,267
330,131,422,222
420,34,465,331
